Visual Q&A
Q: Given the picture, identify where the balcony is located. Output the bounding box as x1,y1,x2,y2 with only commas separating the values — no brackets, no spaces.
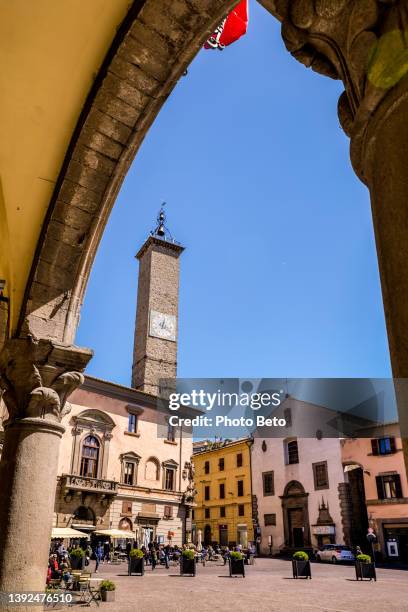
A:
61,473,118,497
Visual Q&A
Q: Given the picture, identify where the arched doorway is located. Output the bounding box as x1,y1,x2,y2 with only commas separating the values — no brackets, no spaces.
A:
281,481,310,549
204,524,211,546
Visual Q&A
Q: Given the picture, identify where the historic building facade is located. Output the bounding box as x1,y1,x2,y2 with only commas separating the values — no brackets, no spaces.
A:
342,423,408,563
251,397,370,555
54,375,193,547
193,438,254,548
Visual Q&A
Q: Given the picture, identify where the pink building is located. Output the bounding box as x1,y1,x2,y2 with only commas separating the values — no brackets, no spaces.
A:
342,423,408,563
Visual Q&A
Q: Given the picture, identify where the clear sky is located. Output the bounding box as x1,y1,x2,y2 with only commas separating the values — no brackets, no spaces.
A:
76,1,391,385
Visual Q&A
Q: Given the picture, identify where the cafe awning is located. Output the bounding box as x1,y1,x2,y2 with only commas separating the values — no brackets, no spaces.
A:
93,529,135,539
51,527,90,540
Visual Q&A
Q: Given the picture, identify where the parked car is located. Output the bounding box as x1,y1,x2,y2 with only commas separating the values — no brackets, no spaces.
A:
315,545,355,564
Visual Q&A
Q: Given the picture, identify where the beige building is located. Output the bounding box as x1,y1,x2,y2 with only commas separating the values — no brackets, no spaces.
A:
54,375,193,547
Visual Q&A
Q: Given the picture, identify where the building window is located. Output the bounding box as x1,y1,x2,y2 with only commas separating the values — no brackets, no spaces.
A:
205,508,210,519
219,457,225,471
80,435,100,478
205,485,210,501
128,413,137,433
167,422,176,442
164,505,173,519
237,453,243,468
220,506,226,518
264,513,276,526
124,461,136,485
238,504,245,517
204,460,210,474
122,501,132,515
219,483,225,499
376,474,403,499
286,439,299,465
262,471,274,496
164,467,175,491
237,480,244,497
192,509,195,520
313,461,329,490
372,437,396,455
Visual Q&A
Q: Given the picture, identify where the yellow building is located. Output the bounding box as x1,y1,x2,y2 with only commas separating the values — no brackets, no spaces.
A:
193,438,254,548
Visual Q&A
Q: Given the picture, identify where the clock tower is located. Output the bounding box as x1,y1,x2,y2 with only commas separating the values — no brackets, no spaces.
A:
131,206,184,395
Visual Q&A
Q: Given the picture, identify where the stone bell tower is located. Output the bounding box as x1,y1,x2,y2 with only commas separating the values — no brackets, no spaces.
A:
131,205,184,395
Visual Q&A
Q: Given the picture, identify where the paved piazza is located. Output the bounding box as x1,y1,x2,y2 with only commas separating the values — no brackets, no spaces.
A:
72,558,408,612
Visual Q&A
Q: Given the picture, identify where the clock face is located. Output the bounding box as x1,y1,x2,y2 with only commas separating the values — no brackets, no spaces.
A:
149,310,176,342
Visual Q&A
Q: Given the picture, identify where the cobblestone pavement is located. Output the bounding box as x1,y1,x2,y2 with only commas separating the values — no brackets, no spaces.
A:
66,558,408,612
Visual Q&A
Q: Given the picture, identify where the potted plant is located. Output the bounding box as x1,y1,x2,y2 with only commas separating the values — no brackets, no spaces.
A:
128,548,145,576
100,580,116,602
355,554,376,581
180,549,196,576
229,551,245,577
69,548,85,570
292,551,311,579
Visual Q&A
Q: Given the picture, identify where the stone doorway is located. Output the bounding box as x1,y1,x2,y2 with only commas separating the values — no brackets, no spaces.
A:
281,481,310,548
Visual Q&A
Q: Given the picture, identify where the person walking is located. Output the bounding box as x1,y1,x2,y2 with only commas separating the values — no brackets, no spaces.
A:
95,543,103,573
151,547,157,570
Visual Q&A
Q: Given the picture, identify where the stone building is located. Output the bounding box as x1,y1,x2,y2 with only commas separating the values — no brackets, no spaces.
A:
193,438,254,548
342,423,408,563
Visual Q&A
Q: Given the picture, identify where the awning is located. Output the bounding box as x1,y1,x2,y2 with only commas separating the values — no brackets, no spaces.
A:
93,529,135,539
51,527,90,540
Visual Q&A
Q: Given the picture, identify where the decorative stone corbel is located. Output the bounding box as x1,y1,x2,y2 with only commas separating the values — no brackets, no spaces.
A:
0,336,92,424
278,0,408,181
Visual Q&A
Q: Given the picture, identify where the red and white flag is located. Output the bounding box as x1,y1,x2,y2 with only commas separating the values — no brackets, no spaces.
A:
204,0,248,51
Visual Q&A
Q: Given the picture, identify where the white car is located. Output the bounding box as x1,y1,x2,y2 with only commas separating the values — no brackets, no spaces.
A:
315,544,355,563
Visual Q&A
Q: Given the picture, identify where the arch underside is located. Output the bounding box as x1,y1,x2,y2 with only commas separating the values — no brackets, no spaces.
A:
18,0,284,346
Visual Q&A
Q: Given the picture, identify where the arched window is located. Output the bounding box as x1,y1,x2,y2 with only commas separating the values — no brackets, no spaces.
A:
80,435,100,478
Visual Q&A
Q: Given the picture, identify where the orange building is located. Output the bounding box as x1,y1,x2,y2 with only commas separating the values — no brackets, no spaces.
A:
342,423,408,563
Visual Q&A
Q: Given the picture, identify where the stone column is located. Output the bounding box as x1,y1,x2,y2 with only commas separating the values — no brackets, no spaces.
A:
278,0,408,478
0,336,92,604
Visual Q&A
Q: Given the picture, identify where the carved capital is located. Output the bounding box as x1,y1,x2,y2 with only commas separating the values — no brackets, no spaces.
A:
279,0,408,180
0,336,92,423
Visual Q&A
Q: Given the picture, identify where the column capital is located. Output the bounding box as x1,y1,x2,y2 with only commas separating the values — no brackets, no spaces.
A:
0,336,92,424
279,0,408,181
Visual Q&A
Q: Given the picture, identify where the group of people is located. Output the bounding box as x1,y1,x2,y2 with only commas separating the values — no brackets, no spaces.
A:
48,538,256,582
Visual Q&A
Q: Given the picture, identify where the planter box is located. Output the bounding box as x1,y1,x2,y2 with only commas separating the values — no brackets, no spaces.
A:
101,590,115,602
355,561,376,581
70,555,85,570
128,557,145,576
292,559,311,579
180,557,196,576
229,558,245,577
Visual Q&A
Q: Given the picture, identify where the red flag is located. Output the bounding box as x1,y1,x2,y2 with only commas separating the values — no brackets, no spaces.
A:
204,0,248,50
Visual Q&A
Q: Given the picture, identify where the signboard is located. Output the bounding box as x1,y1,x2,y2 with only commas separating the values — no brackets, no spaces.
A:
312,525,335,535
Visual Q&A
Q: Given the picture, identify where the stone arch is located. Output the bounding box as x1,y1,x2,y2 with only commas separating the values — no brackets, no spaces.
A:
119,517,133,532
19,0,277,345
280,480,310,548
73,505,96,525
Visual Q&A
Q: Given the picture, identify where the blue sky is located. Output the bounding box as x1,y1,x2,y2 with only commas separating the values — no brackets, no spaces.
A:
76,1,391,384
